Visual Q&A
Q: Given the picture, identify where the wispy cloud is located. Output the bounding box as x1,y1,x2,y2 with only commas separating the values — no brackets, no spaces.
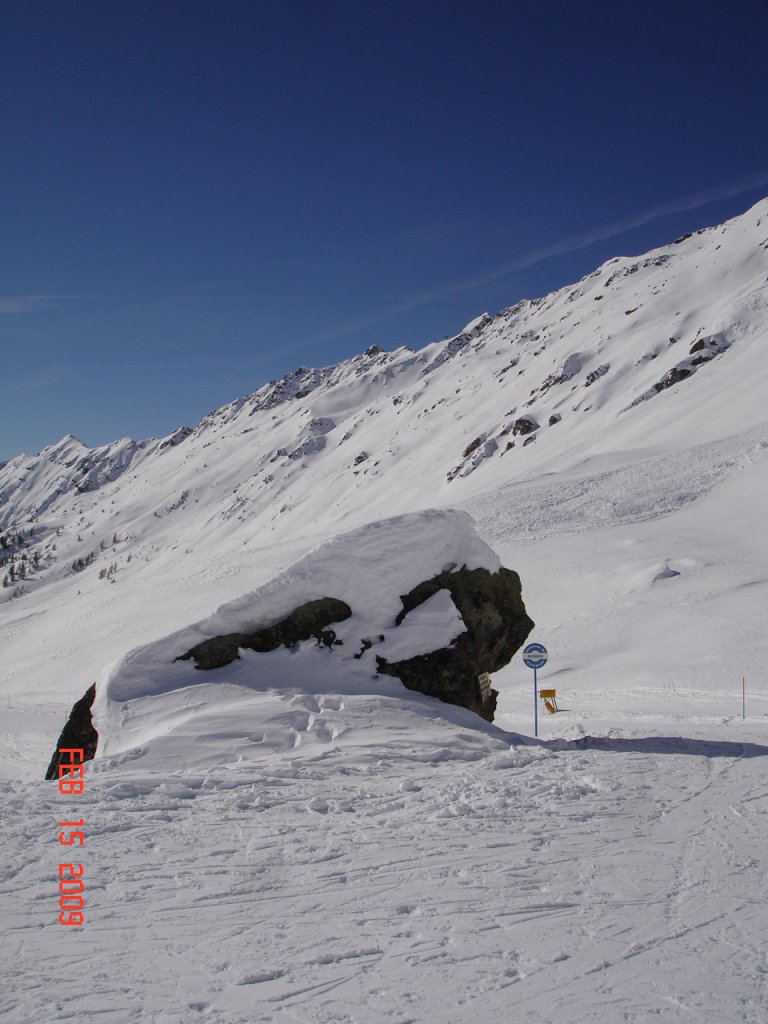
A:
502,172,768,275
0,365,74,396
293,172,768,352
111,359,248,373
0,294,81,314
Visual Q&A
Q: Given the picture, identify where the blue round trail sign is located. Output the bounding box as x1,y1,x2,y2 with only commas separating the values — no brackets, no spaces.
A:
523,642,548,669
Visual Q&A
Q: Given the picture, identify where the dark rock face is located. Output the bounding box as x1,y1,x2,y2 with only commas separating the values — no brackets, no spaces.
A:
584,363,610,387
654,366,691,392
462,436,485,458
176,597,353,670
376,567,534,722
45,683,98,780
512,417,538,436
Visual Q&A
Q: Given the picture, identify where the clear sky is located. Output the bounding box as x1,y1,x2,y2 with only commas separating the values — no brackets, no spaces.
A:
2,0,767,461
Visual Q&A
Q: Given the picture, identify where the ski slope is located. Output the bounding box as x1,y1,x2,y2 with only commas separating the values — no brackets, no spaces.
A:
4,704,767,1023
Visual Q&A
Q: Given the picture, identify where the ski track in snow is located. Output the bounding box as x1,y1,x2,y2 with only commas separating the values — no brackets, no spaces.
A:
3,732,768,1024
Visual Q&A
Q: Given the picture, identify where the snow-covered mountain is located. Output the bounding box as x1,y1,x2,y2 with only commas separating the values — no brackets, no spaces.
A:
2,199,767,602
2,199,768,1024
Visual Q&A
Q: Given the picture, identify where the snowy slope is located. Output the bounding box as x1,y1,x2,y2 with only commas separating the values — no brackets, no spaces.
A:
1,199,768,1024
5,715,767,1024
1,199,766,719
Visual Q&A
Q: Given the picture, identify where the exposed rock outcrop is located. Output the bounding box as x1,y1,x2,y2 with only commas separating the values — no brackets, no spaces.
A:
45,683,98,780
654,366,691,391
512,417,538,436
584,363,610,387
176,597,353,670
376,566,534,722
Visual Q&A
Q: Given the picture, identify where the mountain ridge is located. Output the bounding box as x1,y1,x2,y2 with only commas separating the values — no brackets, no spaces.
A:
5,197,766,484
2,200,766,541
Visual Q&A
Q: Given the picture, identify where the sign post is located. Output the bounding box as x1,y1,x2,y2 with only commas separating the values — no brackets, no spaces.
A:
522,643,549,737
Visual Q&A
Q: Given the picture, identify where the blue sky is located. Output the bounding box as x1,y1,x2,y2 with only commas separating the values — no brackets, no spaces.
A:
2,0,767,461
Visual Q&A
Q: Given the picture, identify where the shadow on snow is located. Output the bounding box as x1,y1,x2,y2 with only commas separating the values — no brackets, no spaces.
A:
546,734,768,759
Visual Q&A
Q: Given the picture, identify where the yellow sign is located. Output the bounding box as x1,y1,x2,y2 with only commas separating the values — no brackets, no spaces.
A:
539,688,558,714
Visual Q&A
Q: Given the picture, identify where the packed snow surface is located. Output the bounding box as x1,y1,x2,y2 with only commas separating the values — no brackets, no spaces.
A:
2,199,768,1022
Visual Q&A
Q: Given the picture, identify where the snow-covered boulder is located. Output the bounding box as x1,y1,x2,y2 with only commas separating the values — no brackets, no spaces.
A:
376,564,534,722
46,511,534,773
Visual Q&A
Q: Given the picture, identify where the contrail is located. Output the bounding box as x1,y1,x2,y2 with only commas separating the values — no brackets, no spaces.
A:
0,294,81,315
292,172,768,353
505,172,768,274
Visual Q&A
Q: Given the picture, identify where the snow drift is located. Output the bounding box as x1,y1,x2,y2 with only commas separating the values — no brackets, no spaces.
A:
86,510,531,772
